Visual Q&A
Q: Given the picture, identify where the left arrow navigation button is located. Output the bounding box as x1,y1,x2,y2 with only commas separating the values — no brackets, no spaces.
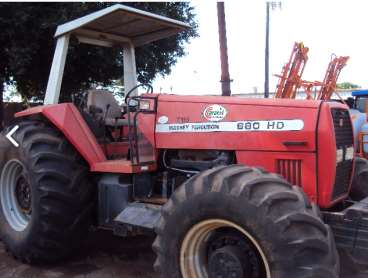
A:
6,125,19,147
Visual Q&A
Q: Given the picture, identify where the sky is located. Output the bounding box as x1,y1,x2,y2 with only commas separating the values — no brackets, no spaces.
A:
152,0,368,96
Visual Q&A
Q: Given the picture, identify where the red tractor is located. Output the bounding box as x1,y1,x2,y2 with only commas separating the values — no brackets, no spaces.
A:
0,5,366,278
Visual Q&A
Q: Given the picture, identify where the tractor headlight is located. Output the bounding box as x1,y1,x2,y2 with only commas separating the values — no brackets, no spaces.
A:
345,146,354,160
336,149,343,164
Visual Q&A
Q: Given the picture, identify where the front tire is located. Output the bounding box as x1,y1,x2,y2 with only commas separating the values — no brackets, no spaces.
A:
153,165,339,278
0,119,95,263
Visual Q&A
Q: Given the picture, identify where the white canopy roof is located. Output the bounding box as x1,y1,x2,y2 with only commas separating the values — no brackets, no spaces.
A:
54,4,190,47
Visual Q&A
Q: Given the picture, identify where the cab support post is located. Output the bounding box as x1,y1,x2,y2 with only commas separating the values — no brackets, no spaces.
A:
44,34,70,105
123,42,138,96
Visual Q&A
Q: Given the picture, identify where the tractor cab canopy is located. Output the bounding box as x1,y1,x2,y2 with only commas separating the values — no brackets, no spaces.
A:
44,4,190,105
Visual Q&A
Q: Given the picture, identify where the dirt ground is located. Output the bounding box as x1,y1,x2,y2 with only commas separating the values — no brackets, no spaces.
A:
0,230,157,278
0,230,367,278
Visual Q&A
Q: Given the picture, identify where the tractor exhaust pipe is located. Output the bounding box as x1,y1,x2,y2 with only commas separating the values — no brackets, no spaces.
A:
217,2,232,96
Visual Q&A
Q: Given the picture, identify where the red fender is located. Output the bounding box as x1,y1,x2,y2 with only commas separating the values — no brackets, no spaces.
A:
16,103,106,165
15,103,157,173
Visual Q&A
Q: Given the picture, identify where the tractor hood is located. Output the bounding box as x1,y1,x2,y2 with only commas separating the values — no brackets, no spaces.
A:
155,94,323,152
157,94,322,108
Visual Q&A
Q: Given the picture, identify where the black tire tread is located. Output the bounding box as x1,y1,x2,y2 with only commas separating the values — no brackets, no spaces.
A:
0,119,94,263
153,165,339,277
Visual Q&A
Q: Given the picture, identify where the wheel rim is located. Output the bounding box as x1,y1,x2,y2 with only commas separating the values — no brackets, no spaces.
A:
180,219,271,278
0,159,31,231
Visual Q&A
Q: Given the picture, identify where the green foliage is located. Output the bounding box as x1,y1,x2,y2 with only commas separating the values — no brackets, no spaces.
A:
336,82,361,90
0,3,198,102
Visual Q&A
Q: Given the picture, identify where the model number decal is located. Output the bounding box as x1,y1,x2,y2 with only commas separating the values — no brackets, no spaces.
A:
156,119,304,133
236,120,289,130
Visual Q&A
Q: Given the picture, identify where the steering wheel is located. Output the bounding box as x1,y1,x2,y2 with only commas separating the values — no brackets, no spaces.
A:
124,83,153,105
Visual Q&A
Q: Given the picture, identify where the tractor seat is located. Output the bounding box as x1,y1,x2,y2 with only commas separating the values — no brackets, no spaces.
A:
87,89,128,127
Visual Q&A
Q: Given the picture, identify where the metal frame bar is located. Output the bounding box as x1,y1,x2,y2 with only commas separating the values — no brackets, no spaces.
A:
123,43,138,95
127,95,157,165
44,35,70,105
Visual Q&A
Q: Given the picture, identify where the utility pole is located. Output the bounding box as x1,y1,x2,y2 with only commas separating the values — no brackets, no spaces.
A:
264,2,270,98
264,1,281,98
217,2,232,96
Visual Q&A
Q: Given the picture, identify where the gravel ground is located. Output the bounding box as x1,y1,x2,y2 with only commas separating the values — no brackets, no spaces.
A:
0,230,367,278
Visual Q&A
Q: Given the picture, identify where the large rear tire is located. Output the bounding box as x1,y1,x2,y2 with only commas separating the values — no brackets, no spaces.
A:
153,165,339,278
0,119,95,263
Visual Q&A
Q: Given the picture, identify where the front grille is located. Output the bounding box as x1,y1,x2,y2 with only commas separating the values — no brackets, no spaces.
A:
276,159,302,186
331,109,354,147
331,108,354,199
333,160,353,198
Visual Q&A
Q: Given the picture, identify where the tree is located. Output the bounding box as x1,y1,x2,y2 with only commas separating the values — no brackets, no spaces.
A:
0,2,198,104
336,82,361,90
